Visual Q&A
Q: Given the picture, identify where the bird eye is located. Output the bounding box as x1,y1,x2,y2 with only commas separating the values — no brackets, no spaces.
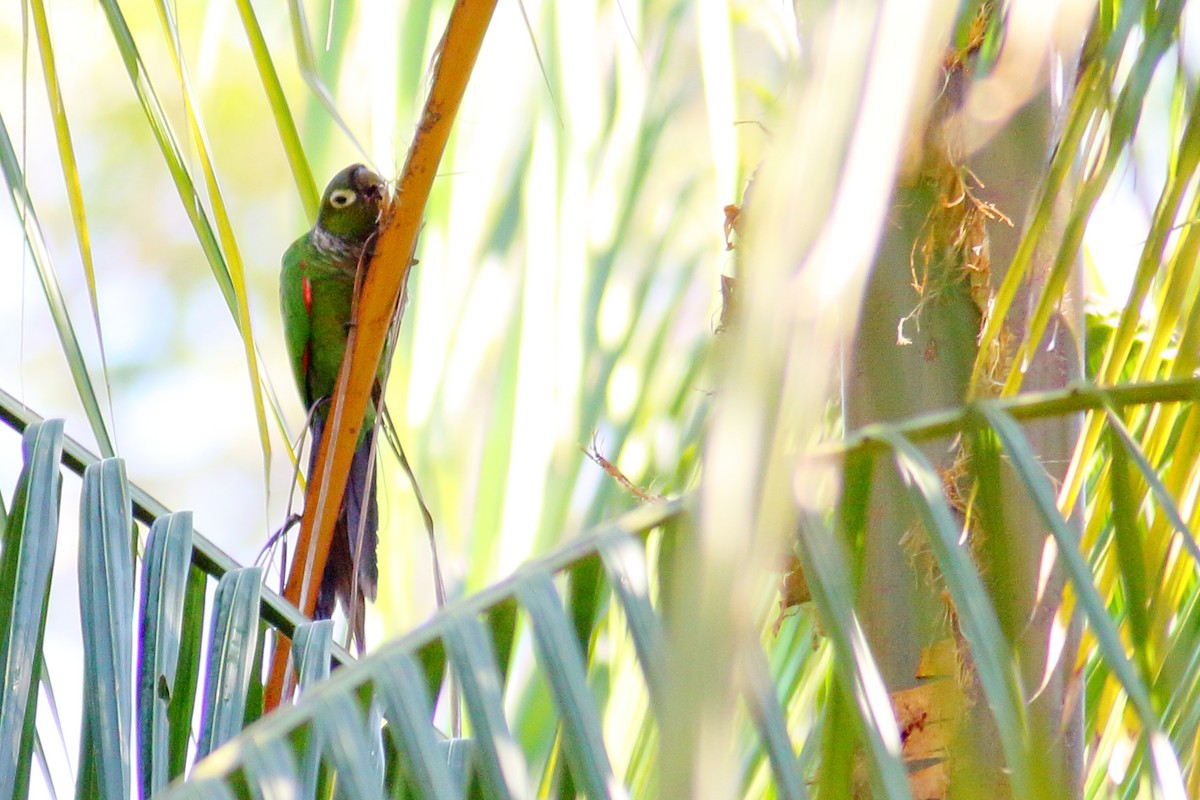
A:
329,189,357,208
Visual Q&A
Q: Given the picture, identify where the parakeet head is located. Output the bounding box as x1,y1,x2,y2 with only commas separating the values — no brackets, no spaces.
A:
315,164,386,245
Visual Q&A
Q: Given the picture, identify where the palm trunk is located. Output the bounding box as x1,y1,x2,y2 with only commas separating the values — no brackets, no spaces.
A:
848,42,1084,798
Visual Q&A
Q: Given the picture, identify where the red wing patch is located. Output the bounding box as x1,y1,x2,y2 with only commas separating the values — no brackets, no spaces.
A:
302,343,314,407
302,275,313,314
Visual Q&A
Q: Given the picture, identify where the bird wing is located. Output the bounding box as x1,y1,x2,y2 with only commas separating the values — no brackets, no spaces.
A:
280,236,316,408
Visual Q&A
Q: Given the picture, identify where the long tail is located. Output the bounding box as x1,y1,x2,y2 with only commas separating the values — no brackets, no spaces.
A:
309,415,379,651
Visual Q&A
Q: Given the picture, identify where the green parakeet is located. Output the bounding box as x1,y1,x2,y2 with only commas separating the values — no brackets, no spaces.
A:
280,163,386,649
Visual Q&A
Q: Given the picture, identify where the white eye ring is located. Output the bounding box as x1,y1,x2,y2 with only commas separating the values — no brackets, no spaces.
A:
329,189,357,208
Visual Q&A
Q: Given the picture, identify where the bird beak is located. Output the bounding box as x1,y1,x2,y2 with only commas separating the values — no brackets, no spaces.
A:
352,166,386,202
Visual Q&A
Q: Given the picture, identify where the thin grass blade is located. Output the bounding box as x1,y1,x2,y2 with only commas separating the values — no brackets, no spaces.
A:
87,5,312,468
1061,85,1200,513
28,0,116,443
95,0,236,314
233,0,319,221
0,117,112,457
286,0,370,163
974,2,1168,396
152,0,272,478
980,404,1187,795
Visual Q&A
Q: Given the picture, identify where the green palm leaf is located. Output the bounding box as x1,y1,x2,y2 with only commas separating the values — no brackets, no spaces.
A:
0,421,63,800
75,458,133,799
138,512,195,797
196,568,265,760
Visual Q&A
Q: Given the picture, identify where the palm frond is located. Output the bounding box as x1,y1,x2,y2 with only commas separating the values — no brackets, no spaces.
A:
161,499,707,797
13,0,1200,796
